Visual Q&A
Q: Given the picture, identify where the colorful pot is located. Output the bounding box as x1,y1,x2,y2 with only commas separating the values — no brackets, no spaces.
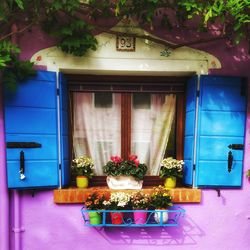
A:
133,210,147,224
89,211,101,225
154,209,169,224
110,212,123,224
76,176,89,188
164,176,177,189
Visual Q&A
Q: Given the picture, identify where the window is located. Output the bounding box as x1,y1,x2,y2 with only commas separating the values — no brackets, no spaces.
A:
68,75,186,186
4,71,245,189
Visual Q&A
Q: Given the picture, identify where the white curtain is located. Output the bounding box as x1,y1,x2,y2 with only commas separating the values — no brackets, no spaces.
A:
131,94,176,175
73,92,176,176
73,93,121,175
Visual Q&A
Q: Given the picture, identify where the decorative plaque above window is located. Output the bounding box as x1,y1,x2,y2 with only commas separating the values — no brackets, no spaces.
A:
116,36,136,52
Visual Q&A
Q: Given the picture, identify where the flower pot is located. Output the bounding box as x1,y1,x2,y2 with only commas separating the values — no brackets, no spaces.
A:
110,212,124,224
164,176,176,189
133,210,147,224
106,175,143,190
154,209,168,224
76,176,89,188
89,211,101,225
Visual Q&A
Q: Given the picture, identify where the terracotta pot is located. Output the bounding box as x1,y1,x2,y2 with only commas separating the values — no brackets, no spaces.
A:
164,176,177,189
110,212,123,224
133,210,147,224
89,211,101,225
154,209,169,224
76,176,88,188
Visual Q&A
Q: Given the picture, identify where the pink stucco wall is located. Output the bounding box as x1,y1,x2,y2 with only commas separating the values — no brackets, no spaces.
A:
2,27,250,250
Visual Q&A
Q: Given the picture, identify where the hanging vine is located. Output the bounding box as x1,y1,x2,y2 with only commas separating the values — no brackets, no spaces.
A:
0,0,249,90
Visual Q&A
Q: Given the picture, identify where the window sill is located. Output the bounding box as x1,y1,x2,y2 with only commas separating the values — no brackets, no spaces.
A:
54,187,201,204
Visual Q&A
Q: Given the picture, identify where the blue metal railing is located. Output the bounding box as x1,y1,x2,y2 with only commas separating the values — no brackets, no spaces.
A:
81,206,185,227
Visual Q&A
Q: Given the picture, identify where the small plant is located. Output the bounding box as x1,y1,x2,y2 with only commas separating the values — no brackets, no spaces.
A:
71,156,94,178
159,157,184,178
151,186,173,209
84,192,106,210
103,192,131,210
247,169,250,178
131,191,151,209
103,155,147,180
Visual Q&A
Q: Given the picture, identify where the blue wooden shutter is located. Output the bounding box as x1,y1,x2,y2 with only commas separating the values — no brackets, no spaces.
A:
4,71,59,188
59,73,70,187
184,76,198,186
196,75,246,187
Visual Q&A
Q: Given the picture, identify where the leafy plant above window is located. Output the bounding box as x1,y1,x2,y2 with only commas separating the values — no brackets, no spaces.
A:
1,0,249,89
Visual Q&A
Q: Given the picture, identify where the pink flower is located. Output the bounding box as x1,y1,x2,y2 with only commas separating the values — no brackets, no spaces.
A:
110,155,122,164
129,155,138,161
134,159,140,167
129,155,140,167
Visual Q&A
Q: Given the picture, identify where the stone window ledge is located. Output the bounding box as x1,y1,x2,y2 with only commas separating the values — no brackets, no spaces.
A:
54,187,201,204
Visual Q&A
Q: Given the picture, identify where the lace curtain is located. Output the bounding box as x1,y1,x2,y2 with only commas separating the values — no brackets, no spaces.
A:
131,94,176,175
73,93,176,175
73,93,121,175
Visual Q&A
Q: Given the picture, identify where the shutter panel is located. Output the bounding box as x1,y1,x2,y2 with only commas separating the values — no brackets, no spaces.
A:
59,73,70,187
4,71,59,188
184,76,198,185
196,76,246,187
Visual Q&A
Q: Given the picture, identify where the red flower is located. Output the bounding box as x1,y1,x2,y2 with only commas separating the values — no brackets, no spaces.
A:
134,159,140,167
129,155,140,167
110,155,122,164
129,154,138,161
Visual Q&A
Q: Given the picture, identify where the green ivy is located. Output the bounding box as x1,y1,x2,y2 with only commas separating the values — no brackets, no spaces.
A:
0,0,249,89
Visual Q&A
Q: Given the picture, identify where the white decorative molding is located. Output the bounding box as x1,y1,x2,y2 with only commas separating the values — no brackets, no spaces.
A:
30,20,221,76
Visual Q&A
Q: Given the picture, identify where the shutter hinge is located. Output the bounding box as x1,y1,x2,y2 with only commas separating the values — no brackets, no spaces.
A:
59,163,62,170
196,90,200,97
56,88,60,96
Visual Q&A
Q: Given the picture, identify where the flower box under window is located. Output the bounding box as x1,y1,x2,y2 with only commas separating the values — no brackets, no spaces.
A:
81,206,185,227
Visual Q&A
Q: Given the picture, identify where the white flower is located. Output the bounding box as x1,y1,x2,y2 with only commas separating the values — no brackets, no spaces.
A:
109,192,131,207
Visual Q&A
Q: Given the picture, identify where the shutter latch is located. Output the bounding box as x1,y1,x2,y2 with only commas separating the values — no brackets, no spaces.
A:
228,151,233,173
20,151,26,180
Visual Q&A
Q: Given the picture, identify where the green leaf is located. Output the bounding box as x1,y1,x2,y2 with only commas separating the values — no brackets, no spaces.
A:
14,0,24,9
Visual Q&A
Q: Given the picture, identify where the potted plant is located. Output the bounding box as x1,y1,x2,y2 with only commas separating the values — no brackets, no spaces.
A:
159,157,184,188
151,186,173,224
72,156,94,188
85,192,105,225
103,155,147,189
131,191,151,224
103,192,131,224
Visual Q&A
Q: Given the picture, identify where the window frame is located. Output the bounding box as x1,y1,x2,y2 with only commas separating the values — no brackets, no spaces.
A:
67,74,187,187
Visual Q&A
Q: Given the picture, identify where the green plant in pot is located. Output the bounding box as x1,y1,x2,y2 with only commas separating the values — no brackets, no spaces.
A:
72,156,94,188
85,192,105,225
151,186,173,224
103,155,148,189
159,157,184,189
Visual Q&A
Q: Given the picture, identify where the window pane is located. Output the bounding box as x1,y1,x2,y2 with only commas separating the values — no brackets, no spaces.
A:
133,93,151,109
73,92,121,175
131,94,176,175
94,92,113,108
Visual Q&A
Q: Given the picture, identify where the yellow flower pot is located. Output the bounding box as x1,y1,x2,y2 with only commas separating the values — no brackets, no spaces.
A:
164,176,177,189
76,176,89,188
